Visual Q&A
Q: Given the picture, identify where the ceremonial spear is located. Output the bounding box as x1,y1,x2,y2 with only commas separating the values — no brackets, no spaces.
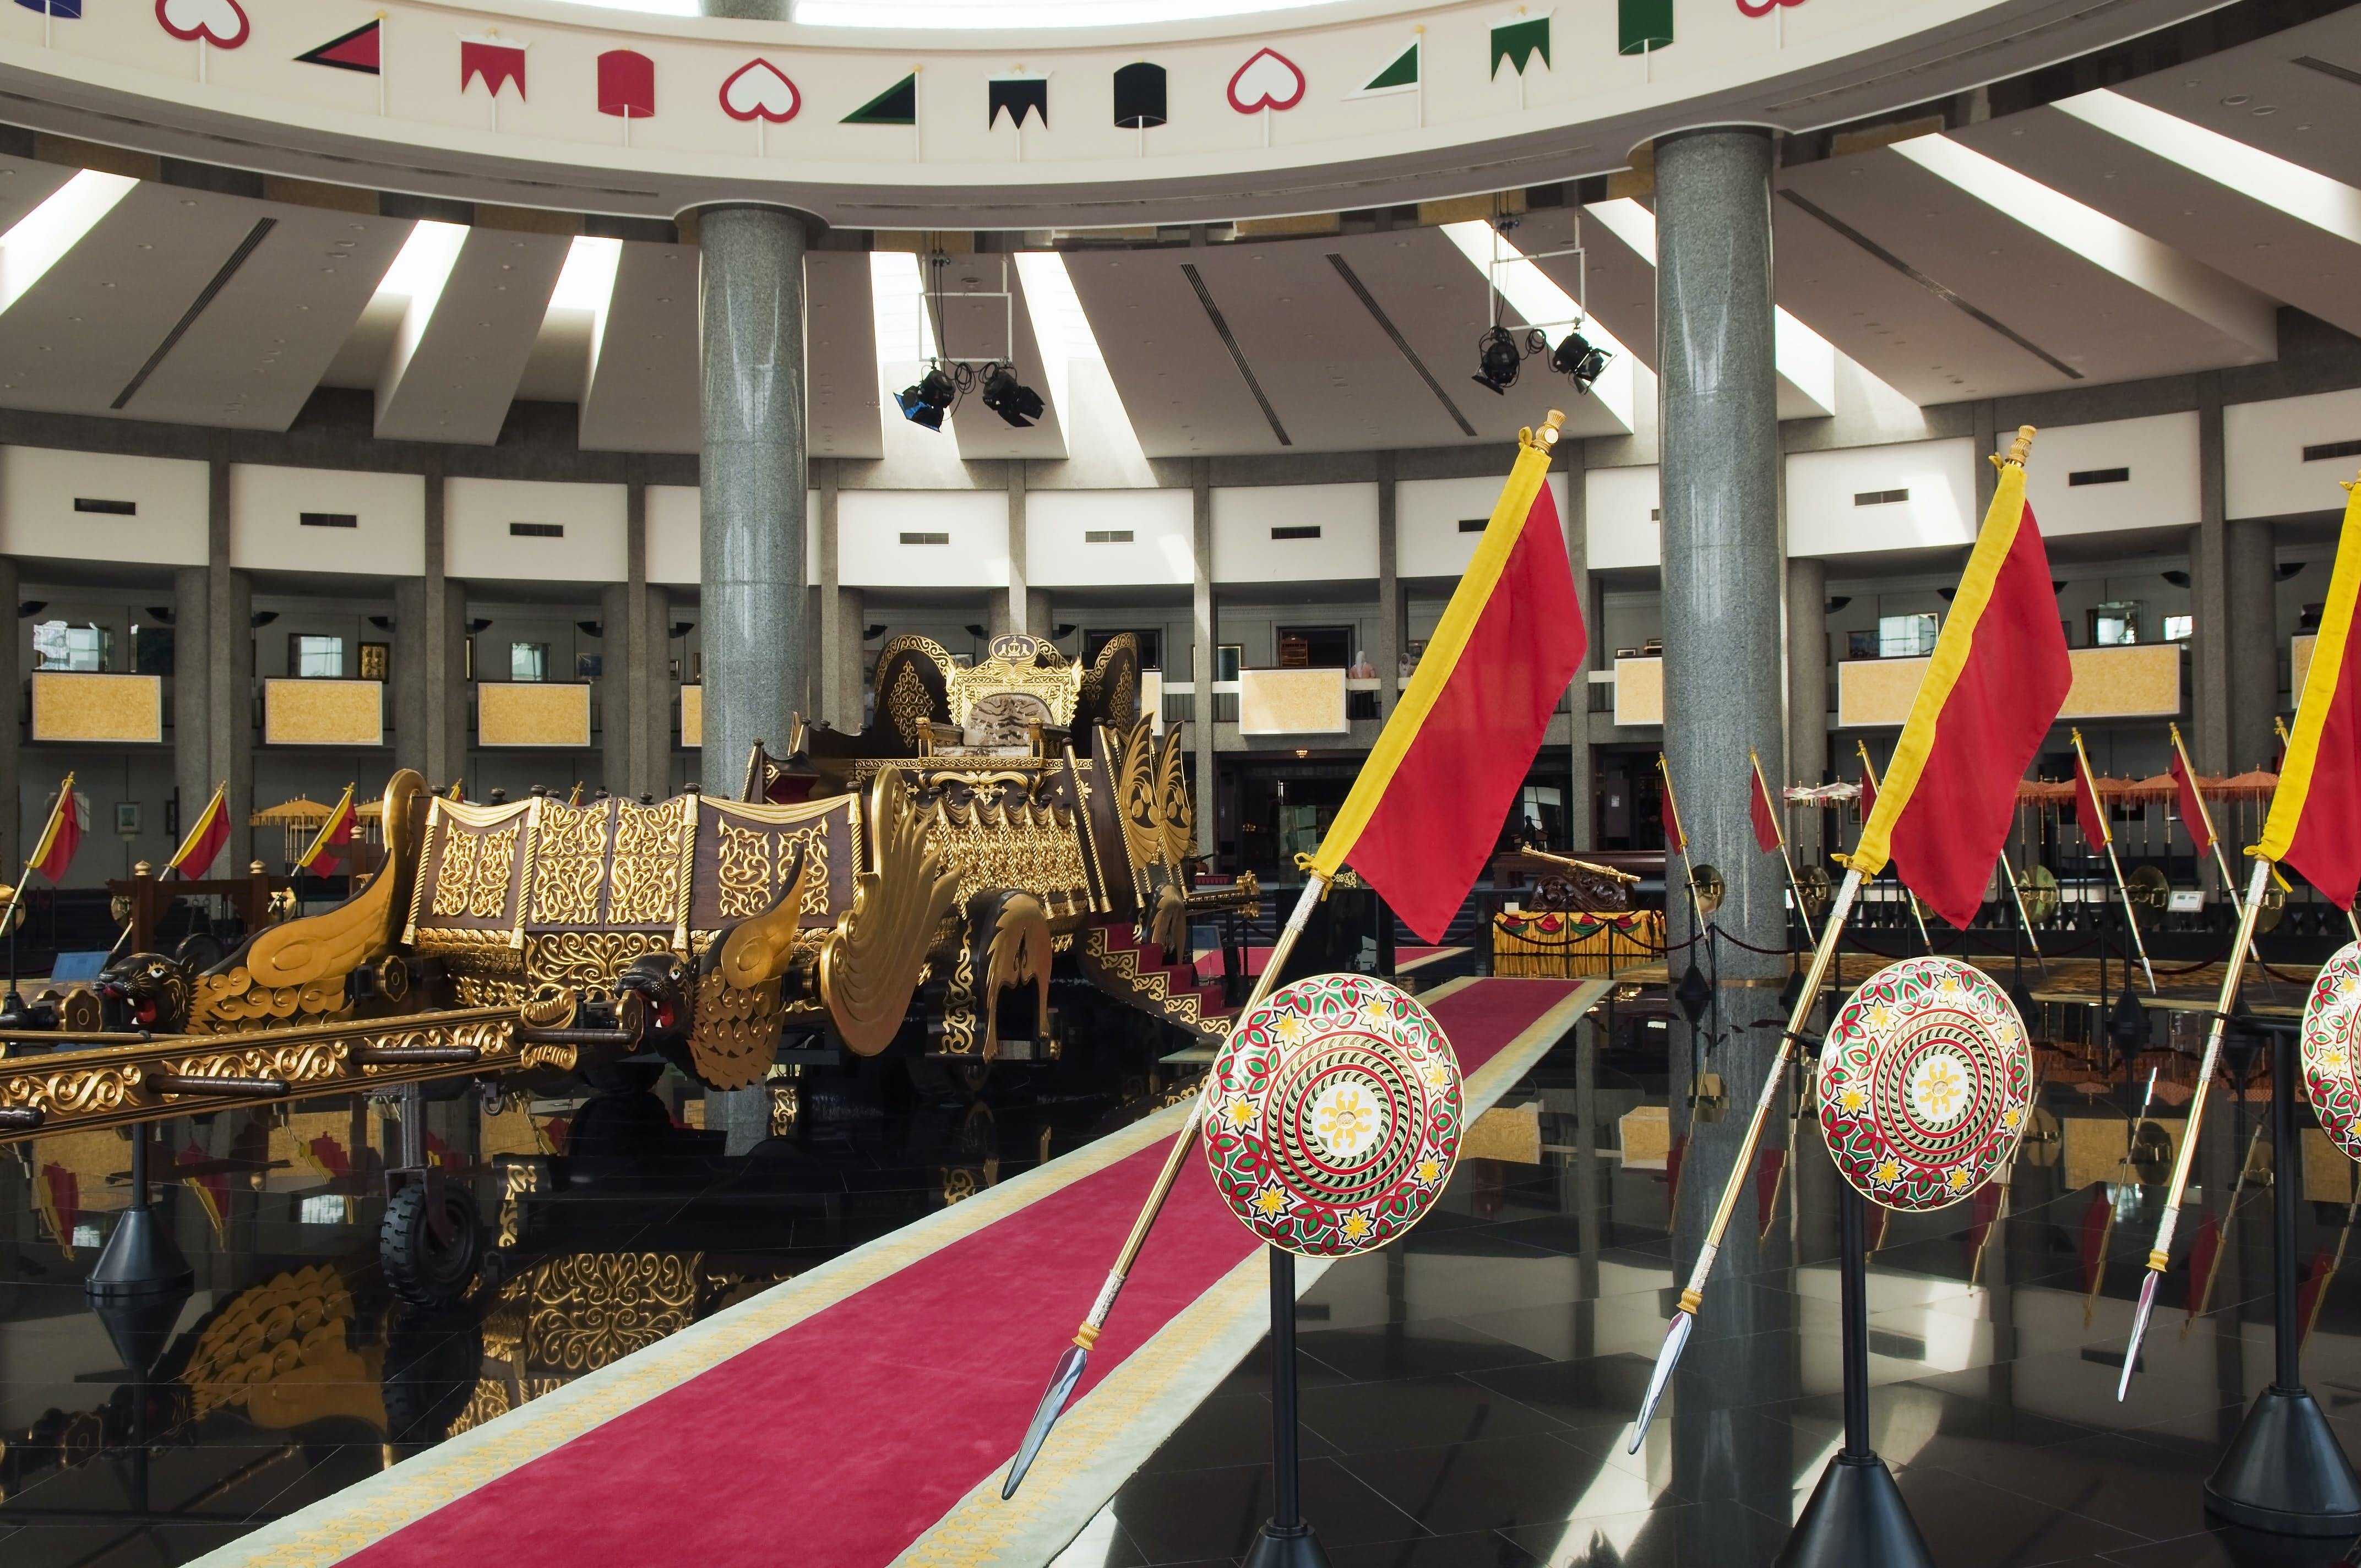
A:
1004,410,1585,1496
2071,728,2157,993
1633,425,2069,1447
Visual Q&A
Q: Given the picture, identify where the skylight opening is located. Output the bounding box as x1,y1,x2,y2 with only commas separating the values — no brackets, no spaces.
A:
0,169,137,317
2058,88,2361,247
1016,248,1151,480
1439,219,1636,432
871,248,956,444
372,219,467,309
548,235,625,379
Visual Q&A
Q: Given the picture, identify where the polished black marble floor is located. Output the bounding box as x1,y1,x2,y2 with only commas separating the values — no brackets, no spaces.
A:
1066,1027,2361,1568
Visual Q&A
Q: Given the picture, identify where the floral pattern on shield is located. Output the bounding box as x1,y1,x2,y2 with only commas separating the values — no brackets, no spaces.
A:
2304,943,2361,1162
1816,956,2033,1212
1202,972,1461,1256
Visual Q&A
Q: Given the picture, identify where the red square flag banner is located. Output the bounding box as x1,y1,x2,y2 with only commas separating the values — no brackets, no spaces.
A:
1658,754,1686,854
26,773,83,883
1748,755,1782,854
169,781,230,879
1307,421,1585,943
1847,429,2072,928
2071,741,2110,850
2258,475,2361,906
2169,731,2211,858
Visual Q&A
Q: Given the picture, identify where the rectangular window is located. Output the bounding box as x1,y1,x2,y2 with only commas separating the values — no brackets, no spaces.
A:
1854,489,1911,507
73,498,134,515
1459,518,1487,533
2091,601,2141,647
2163,613,2194,642
510,641,550,682
1270,525,1321,541
899,531,949,545
32,620,108,671
509,522,563,538
1876,612,1938,658
2304,439,2361,462
300,511,358,529
1084,529,1135,544
291,634,344,679
1275,625,1353,669
2068,467,2130,486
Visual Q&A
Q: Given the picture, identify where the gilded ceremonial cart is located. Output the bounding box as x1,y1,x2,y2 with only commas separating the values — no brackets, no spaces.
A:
0,634,1248,1296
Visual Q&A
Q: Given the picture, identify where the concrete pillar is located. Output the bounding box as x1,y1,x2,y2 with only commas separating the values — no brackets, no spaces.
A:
1565,459,1594,852
205,452,253,871
173,565,210,855
1375,451,1400,721
396,454,467,793
1654,126,1792,1548
697,204,814,795
815,459,851,729
1786,556,1828,864
1193,459,1216,860
2226,518,2277,774
1007,462,1030,639
2191,378,2231,783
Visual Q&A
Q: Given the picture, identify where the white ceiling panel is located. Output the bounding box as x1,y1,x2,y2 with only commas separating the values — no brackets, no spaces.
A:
124,203,411,429
808,249,882,460
579,240,698,453
374,226,570,445
2113,8,2361,189
0,156,85,233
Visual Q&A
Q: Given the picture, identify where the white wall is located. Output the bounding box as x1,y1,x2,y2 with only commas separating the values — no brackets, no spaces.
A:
647,484,699,586
1585,466,1661,571
447,478,628,582
2021,413,2200,538
0,447,207,566
2227,388,2361,520
1397,473,1571,580
839,489,1010,589
1027,488,1195,587
1787,438,1977,557
1211,482,1378,584
229,464,426,575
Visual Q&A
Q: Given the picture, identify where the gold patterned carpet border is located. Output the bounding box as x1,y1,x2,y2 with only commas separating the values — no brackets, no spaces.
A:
890,977,1611,1568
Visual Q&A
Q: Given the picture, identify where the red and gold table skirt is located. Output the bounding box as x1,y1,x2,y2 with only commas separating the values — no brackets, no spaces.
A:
1492,910,1663,977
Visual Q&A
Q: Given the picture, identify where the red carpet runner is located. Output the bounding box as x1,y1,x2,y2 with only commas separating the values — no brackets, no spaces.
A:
343,980,1579,1568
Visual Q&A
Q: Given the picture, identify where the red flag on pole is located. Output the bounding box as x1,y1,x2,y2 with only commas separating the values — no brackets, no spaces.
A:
295,785,357,874
2259,476,2361,906
1658,754,1685,854
168,781,230,879
2169,740,2211,857
26,774,83,883
1846,429,2072,928
1304,422,1584,943
1749,758,1783,854
2081,1188,2115,1324
1858,760,1876,820
2072,748,2111,850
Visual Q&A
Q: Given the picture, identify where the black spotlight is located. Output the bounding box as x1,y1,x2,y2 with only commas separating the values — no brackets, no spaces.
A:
980,363,1045,428
1550,331,1612,395
1471,325,1523,396
895,366,956,431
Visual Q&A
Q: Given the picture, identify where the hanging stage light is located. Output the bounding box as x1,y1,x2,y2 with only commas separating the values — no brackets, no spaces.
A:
980,362,1045,428
895,364,957,431
1471,325,1524,395
1551,332,1612,396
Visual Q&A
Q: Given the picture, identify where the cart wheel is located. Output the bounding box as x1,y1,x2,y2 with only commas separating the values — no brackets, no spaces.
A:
380,1182,483,1308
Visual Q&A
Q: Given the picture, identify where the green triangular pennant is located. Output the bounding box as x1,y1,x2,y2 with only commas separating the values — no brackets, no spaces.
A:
1491,15,1550,78
843,72,917,126
1353,37,1420,97
1618,0,1672,56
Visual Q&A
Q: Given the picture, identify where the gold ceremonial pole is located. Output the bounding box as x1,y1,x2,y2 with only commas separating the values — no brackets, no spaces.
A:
1750,748,1820,948
2072,728,2157,993
2118,853,2271,1397
2275,715,2361,944
1630,867,1861,1449
2170,722,2244,917
1856,742,1933,954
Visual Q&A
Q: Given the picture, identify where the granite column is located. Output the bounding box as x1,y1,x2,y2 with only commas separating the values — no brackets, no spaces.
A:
697,204,815,796
1655,126,1794,1554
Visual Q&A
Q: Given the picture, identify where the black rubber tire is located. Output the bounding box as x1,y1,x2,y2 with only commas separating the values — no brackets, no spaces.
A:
380,1182,484,1309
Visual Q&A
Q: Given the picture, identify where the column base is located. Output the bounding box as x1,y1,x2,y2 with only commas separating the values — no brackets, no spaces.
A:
1777,1452,1934,1568
2205,1386,2361,1536
1242,1521,1331,1568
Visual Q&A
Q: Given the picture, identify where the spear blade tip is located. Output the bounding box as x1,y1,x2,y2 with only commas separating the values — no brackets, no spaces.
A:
1629,1309,1693,1452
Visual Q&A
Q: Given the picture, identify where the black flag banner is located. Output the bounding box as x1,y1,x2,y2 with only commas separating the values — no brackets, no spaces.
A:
1113,61,1167,128
988,71,1048,129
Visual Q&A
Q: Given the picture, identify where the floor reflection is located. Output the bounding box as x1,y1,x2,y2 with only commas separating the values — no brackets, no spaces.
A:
1092,1021,2361,1568
0,1058,1170,1565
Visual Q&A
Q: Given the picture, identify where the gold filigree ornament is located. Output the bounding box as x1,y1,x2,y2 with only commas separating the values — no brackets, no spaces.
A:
681,843,814,1090
816,766,963,1056
189,770,426,1033
1156,725,1194,867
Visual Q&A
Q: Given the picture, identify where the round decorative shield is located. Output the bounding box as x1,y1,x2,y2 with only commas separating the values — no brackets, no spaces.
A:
1816,956,2034,1212
2303,943,2361,1162
1202,972,1462,1256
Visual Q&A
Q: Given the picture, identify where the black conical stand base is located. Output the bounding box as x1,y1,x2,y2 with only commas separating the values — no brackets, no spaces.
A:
2205,1386,2361,1536
85,1206,191,1300
1243,1522,1332,1568
1777,1452,1936,1568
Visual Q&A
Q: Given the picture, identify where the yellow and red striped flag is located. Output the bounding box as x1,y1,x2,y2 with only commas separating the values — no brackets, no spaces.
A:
295,784,357,873
168,781,230,879
1846,428,2071,927
2258,474,2361,905
1305,416,1585,941
26,773,83,882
